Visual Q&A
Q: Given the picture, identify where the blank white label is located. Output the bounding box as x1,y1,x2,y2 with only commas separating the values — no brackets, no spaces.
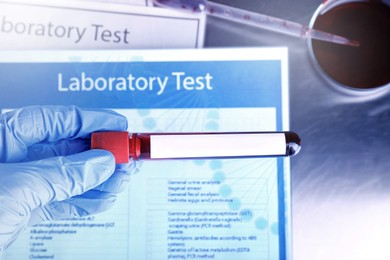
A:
150,133,286,159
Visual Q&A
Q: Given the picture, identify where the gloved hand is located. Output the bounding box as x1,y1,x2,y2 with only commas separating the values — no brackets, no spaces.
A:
0,106,133,254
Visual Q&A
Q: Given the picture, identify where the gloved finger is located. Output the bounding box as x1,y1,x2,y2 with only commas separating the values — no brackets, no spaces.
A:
0,105,127,163
0,200,27,246
26,138,90,161
28,190,117,225
27,145,141,192
117,158,143,176
94,159,143,192
94,168,131,193
0,150,116,213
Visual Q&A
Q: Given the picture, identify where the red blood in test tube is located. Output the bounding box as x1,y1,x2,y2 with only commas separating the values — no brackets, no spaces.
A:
91,132,140,163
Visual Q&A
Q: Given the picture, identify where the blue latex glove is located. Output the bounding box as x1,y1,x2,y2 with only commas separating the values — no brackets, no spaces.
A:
0,106,132,254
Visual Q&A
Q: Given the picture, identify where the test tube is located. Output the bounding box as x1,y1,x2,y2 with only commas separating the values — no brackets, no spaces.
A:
91,131,301,163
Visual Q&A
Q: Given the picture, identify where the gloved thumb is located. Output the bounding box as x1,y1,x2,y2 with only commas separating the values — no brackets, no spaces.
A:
1,149,116,212
0,150,116,252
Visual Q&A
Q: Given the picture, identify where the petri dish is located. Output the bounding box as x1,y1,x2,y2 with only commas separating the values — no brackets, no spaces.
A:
308,0,390,98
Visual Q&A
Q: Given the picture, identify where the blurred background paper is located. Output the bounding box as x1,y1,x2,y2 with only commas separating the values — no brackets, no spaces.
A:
71,0,153,6
0,0,205,49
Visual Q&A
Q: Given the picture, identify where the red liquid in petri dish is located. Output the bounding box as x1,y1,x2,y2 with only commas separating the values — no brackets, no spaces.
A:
311,1,390,90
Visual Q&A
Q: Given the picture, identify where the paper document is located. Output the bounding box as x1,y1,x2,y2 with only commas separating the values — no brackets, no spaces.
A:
0,47,291,260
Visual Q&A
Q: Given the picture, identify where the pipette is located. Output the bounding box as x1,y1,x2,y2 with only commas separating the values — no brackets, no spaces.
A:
153,0,360,47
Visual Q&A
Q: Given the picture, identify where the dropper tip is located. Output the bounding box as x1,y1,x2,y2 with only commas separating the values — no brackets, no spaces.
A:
347,39,360,48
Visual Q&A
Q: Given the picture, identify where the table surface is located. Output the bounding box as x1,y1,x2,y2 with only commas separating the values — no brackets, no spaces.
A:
205,1,390,259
